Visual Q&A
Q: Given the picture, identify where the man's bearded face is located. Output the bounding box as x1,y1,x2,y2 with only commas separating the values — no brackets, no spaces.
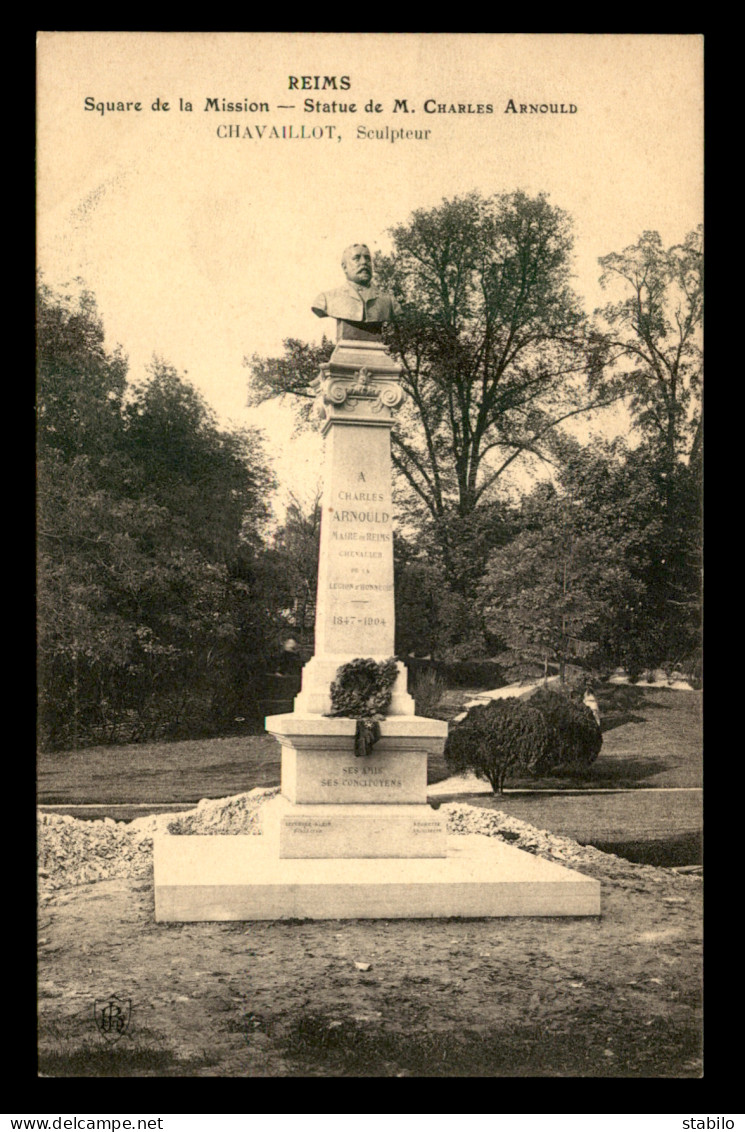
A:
342,245,373,286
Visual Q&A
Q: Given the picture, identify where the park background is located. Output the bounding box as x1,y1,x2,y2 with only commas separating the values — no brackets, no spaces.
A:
36,31,703,1080
37,32,702,750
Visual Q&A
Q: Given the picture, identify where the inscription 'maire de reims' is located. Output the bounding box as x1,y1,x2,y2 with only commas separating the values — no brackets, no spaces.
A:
332,534,390,542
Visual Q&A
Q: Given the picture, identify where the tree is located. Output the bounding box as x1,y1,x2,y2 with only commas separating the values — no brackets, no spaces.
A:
597,227,703,472
123,361,274,561
37,281,135,745
246,336,334,426
37,284,284,747
595,228,703,667
479,490,634,683
394,554,488,661
116,363,282,732
37,278,128,473
270,490,322,639
478,440,654,681
245,192,622,590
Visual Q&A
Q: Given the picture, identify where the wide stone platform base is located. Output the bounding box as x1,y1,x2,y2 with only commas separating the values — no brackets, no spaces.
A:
153,833,601,921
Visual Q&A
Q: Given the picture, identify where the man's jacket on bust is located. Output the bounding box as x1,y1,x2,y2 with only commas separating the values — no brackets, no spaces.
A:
312,282,401,325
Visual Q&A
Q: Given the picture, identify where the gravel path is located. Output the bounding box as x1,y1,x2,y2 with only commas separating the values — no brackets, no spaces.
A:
37,788,703,1077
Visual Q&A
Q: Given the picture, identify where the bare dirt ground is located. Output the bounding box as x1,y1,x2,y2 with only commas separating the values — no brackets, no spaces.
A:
37,798,702,1078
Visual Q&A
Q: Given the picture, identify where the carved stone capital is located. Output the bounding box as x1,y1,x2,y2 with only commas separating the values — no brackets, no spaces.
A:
312,362,405,430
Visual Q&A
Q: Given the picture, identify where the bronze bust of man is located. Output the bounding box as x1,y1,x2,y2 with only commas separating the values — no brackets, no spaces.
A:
312,243,401,341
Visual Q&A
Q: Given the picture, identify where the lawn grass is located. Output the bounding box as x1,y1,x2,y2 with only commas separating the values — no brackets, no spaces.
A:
37,685,701,804
428,684,703,864
37,731,280,805
431,788,703,866
37,683,702,858
434,786,703,839
427,684,702,790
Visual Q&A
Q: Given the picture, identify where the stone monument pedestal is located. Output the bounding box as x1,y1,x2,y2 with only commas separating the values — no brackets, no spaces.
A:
152,304,601,921
153,708,600,920
262,711,449,859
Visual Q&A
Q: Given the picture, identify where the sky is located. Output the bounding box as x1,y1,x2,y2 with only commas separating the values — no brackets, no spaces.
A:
37,33,703,513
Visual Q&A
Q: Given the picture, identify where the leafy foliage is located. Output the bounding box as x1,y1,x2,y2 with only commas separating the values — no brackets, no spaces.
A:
527,687,603,771
478,434,702,679
445,697,549,793
441,659,506,688
479,458,641,680
594,229,703,672
37,283,284,749
245,192,623,593
36,279,128,468
377,191,603,527
394,552,488,660
411,668,447,718
270,491,322,637
596,227,702,468
245,336,335,428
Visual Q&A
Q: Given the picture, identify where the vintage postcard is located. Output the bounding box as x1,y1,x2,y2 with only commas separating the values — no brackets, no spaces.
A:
37,33,703,1080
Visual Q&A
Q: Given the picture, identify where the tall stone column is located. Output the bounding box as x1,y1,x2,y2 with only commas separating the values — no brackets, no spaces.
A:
263,335,447,861
294,338,415,716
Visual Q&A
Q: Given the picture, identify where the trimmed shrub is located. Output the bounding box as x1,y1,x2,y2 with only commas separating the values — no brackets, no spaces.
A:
445,697,549,794
595,683,645,713
527,686,603,772
681,648,702,689
404,657,506,690
405,657,445,688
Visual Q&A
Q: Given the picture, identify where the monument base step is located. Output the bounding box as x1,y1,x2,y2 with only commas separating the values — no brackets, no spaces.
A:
153,834,601,921
264,798,447,859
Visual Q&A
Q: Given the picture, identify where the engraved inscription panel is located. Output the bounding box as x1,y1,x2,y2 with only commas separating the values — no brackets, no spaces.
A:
281,748,428,804
316,426,395,656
